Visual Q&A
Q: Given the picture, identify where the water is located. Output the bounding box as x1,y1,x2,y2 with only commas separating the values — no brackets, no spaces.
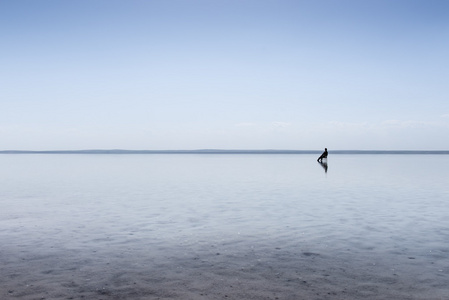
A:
0,154,448,299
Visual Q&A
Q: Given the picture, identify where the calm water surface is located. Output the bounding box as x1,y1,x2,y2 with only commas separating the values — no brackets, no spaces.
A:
1,154,448,285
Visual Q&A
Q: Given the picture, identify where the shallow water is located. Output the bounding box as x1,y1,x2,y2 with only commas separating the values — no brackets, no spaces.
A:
1,154,448,299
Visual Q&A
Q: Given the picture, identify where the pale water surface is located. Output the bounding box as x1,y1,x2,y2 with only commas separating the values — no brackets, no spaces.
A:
0,154,448,299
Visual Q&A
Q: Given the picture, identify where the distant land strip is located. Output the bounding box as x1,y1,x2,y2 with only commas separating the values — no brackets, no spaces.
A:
1,150,449,155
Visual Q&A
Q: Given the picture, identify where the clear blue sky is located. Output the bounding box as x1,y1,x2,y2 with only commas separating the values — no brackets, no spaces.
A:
1,0,448,150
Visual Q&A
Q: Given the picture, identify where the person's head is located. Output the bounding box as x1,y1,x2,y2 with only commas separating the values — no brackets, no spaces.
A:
325,148,327,151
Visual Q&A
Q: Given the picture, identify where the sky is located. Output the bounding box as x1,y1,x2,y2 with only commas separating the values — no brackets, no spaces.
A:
1,0,448,150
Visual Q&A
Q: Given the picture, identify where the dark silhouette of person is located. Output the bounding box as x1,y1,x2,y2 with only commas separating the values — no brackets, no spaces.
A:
317,148,328,162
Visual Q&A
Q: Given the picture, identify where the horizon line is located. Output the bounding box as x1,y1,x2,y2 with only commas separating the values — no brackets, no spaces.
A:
1,149,449,155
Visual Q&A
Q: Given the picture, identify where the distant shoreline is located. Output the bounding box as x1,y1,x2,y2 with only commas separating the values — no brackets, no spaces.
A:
1,149,449,155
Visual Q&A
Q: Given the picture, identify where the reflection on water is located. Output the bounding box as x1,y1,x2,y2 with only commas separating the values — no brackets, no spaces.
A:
318,160,328,173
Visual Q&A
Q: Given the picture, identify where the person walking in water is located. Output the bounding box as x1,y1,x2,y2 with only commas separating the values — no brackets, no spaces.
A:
317,148,328,162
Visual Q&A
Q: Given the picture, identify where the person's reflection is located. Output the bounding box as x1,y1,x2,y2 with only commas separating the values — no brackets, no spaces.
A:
318,161,328,173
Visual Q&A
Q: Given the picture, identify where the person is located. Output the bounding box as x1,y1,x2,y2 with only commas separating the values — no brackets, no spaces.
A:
317,148,328,162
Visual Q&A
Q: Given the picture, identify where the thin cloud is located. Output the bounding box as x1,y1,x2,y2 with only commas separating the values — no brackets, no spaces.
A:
381,120,435,129
271,122,291,128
